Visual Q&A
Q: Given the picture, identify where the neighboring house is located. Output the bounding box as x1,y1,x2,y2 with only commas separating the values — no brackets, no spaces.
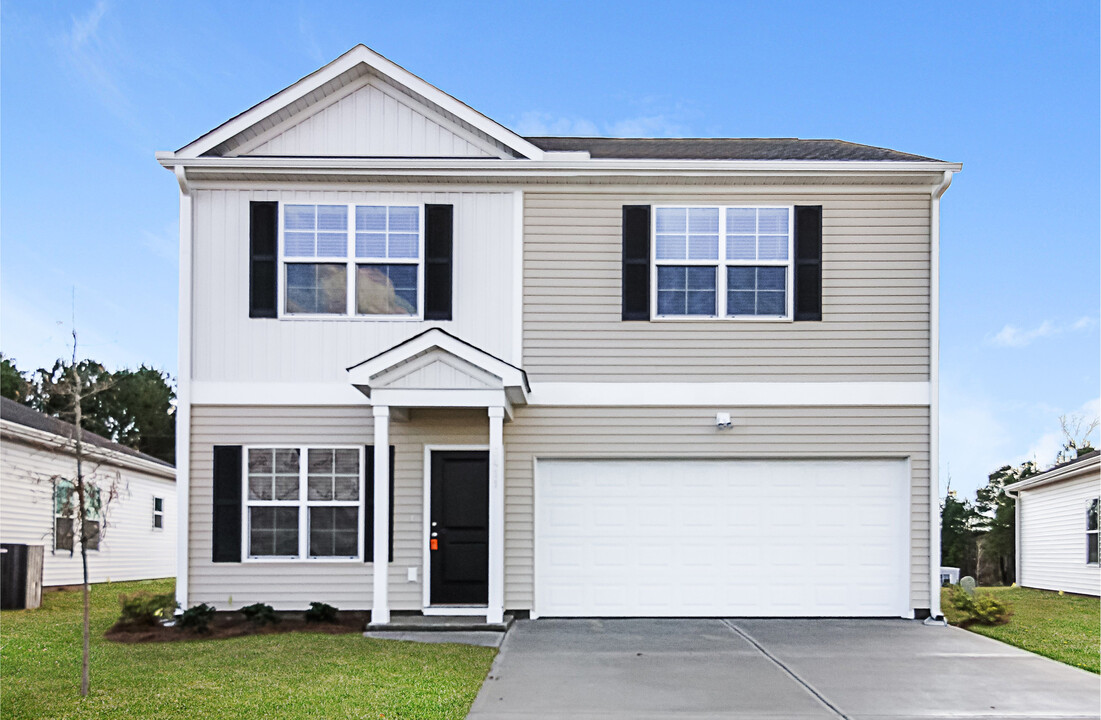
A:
0,398,176,585
1006,450,1101,597
156,45,961,623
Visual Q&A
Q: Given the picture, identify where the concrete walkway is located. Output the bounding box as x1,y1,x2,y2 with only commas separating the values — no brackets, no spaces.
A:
468,618,1100,719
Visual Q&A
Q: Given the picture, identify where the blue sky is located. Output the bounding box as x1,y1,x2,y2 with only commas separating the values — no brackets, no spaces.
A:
2,1,1098,498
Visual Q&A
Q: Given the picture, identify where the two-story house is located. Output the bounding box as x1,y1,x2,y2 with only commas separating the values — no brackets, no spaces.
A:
158,45,959,624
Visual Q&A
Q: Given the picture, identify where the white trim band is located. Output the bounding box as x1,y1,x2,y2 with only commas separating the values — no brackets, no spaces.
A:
191,380,930,407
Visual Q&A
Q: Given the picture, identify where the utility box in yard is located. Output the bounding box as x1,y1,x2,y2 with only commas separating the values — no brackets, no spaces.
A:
1,544,43,609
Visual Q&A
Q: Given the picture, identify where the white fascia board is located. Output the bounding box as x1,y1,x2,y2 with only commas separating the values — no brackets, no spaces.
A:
170,45,544,161
0,421,176,480
528,382,931,407
190,380,929,407
157,154,961,175
372,388,512,416
1005,455,1101,493
347,329,526,392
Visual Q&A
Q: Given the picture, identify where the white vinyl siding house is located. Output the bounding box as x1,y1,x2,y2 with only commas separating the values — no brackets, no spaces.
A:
0,399,176,586
159,44,960,622
1007,451,1101,597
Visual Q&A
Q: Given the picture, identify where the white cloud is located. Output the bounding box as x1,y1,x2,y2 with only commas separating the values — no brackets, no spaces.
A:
513,112,600,137
140,221,179,265
987,316,1097,348
511,99,694,138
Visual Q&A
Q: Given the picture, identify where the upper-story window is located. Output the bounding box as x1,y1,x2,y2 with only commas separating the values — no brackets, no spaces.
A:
282,204,423,318
653,206,793,320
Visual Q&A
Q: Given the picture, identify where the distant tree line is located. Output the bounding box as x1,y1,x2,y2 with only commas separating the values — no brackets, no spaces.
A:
0,353,175,465
942,414,1097,584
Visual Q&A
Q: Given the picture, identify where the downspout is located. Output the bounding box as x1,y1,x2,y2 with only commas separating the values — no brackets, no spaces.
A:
174,165,193,611
1006,487,1021,586
927,169,954,623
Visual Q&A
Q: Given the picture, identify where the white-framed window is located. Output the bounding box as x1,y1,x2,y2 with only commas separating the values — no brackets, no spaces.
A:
53,480,101,552
243,446,364,560
281,204,423,319
152,496,164,530
652,205,793,320
1087,498,1099,565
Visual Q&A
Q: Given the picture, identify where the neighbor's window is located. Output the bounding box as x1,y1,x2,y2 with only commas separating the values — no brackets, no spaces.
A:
654,206,792,319
152,496,164,530
282,204,422,317
245,447,363,559
1088,498,1099,565
54,480,101,552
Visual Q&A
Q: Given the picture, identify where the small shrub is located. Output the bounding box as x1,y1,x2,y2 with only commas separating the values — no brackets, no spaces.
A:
304,601,338,623
239,602,280,626
178,603,216,632
118,592,177,626
948,585,1012,626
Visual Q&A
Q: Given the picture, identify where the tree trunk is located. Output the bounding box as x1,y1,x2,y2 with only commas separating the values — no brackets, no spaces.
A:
73,367,90,697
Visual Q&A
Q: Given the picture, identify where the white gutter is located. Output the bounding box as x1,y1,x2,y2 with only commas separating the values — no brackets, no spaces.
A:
928,169,954,622
174,166,193,611
155,152,962,177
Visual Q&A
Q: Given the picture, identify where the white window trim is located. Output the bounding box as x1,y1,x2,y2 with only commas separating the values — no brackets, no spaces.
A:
152,496,164,531
241,444,367,563
277,203,426,321
650,204,794,322
1087,497,1099,566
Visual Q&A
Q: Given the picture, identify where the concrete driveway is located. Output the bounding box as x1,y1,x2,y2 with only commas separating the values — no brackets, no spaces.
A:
468,618,1100,719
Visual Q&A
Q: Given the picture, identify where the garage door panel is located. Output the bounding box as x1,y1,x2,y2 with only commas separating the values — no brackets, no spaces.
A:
535,459,909,617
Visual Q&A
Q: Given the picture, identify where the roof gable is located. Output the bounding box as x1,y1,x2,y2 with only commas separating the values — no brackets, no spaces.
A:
177,45,544,160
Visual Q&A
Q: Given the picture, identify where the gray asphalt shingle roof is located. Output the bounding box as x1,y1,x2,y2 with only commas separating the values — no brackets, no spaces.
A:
0,396,174,470
525,137,943,162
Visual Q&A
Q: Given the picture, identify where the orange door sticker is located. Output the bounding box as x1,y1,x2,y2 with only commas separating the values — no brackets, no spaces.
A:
430,538,438,551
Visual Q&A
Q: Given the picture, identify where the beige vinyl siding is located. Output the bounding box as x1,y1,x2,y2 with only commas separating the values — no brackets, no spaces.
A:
503,405,932,611
0,436,176,586
190,188,517,384
523,192,930,382
188,405,488,611
1019,472,1101,596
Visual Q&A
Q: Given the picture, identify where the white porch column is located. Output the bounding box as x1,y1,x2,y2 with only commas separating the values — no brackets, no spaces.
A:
371,405,391,625
487,406,506,624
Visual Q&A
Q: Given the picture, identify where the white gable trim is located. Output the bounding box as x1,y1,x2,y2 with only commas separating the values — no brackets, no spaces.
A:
175,45,544,161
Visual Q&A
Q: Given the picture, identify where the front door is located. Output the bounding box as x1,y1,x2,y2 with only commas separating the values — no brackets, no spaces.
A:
430,451,489,606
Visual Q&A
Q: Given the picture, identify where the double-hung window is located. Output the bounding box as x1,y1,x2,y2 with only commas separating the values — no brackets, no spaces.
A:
152,497,164,530
653,206,793,319
54,480,101,552
245,446,364,560
1088,498,1099,565
282,204,423,318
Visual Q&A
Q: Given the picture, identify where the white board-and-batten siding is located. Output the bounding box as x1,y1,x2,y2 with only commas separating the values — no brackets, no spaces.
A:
239,79,498,158
523,192,931,382
0,435,176,586
186,404,930,611
189,189,517,384
1019,473,1101,596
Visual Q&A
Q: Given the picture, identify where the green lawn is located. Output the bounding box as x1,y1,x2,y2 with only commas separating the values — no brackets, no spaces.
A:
942,585,1100,673
1,579,496,719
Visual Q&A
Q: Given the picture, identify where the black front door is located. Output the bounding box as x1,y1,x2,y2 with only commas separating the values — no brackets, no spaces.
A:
430,451,489,605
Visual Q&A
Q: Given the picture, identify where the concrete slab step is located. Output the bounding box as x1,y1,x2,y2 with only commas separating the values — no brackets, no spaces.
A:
366,614,514,633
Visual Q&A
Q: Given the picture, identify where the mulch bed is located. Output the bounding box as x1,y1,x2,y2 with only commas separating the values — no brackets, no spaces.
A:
105,611,371,643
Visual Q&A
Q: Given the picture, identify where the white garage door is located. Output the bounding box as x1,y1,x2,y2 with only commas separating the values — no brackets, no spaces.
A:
535,459,910,617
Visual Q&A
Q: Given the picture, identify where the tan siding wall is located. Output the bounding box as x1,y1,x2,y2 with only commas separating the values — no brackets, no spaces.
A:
188,405,487,611
191,188,517,383
0,437,176,586
1019,472,1101,596
522,192,931,382
503,405,932,610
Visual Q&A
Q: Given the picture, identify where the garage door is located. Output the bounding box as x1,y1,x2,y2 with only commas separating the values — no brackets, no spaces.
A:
535,459,910,617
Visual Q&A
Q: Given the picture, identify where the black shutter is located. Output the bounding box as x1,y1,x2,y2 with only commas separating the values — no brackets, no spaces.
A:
424,204,454,321
364,445,395,563
793,205,823,322
212,445,242,562
249,201,278,318
622,205,651,320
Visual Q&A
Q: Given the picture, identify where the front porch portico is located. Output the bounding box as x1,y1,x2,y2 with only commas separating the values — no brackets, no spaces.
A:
347,329,529,625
